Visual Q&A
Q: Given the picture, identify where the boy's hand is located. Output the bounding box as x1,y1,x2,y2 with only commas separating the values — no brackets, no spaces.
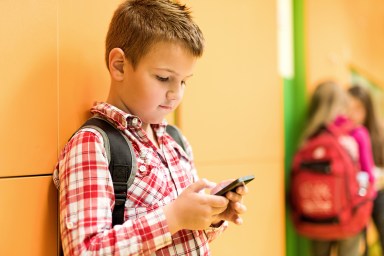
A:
210,180,249,226
163,179,229,234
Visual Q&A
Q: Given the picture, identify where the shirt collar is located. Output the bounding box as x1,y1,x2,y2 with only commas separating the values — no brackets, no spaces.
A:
90,102,168,132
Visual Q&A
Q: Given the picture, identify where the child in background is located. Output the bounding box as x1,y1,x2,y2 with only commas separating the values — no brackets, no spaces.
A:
299,81,366,256
348,85,384,252
53,0,249,255
345,86,376,185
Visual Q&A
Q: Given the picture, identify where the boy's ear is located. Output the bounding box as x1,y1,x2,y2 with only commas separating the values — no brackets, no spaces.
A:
109,48,125,81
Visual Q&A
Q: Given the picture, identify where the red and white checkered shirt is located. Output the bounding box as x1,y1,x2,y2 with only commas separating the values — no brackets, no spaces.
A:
53,102,226,256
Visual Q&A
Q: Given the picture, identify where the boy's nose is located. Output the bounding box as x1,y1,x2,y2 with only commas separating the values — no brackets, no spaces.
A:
167,84,184,101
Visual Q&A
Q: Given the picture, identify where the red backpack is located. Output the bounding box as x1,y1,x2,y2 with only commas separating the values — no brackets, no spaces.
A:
289,123,374,240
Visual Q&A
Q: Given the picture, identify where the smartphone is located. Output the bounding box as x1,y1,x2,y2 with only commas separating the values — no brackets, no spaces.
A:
214,175,255,196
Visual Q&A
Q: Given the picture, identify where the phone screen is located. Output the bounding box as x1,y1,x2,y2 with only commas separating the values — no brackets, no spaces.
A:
214,175,254,196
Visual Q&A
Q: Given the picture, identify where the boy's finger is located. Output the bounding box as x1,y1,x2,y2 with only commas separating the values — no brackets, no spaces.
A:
235,185,249,194
188,178,216,193
206,194,229,207
232,202,247,214
225,191,242,202
233,216,243,225
211,206,227,215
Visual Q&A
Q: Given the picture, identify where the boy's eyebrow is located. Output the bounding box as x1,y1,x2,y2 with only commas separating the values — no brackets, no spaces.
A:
154,68,194,78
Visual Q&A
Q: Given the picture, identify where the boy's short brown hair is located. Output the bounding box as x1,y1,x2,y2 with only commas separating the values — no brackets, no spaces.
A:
105,0,205,69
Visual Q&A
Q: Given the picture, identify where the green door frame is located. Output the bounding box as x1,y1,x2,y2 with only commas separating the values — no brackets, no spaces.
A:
284,0,309,255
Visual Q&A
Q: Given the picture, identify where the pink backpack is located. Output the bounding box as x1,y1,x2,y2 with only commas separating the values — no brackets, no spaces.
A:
290,124,374,239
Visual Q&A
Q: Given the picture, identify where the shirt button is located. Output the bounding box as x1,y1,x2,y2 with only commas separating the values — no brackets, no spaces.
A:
140,150,148,158
132,118,138,126
139,165,146,172
66,221,74,229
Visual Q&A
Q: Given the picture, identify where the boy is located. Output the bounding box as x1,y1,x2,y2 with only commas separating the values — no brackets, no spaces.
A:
53,0,249,255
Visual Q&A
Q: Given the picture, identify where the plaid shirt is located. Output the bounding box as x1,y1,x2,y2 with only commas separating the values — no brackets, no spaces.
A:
53,102,226,256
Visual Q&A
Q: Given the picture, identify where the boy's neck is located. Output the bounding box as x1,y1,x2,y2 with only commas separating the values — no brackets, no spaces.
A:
106,91,159,148
145,124,160,149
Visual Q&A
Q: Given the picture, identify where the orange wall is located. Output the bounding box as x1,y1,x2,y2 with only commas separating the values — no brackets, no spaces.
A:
346,0,384,86
185,1,284,255
0,1,58,177
0,1,59,255
0,1,284,255
0,1,120,255
306,0,384,90
305,0,353,90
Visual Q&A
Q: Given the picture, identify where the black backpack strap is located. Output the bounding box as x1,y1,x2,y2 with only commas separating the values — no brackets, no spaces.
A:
166,125,187,152
81,117,137,226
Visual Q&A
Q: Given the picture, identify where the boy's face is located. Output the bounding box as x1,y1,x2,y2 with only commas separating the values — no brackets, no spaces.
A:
119,41,196,128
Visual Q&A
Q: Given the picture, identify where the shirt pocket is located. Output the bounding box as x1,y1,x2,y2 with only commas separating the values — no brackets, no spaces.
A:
128,161,172,208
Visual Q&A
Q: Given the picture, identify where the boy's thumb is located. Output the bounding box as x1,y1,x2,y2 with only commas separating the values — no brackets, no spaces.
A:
189,178,216,193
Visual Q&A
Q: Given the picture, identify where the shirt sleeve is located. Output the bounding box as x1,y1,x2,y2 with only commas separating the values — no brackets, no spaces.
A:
351,126,376,183
58,130,172,256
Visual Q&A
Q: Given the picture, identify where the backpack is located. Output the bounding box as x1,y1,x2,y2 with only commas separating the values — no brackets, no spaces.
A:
80,117,187,226
289,123,374,240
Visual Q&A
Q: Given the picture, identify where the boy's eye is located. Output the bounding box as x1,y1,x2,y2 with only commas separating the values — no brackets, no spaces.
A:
156,76,169,82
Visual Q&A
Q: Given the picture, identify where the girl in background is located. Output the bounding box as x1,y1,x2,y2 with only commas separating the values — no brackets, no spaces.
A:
348,85,384,252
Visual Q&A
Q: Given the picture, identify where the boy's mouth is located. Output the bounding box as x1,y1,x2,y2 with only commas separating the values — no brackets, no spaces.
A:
159,105,173,110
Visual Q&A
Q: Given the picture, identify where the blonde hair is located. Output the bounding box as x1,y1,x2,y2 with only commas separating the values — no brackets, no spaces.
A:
105,0,205,70
301,81,348,144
